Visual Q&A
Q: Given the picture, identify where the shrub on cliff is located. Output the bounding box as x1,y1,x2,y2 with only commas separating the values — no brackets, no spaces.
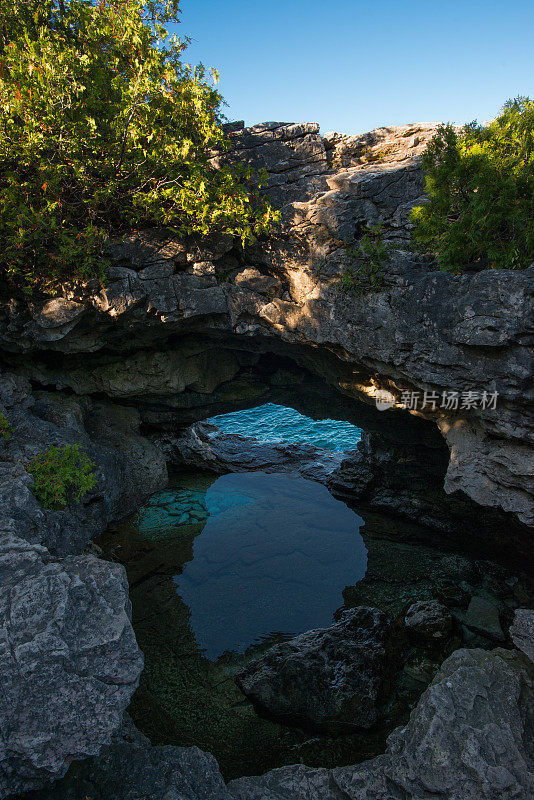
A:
0,0,278,293
340,224,389,295
411,97,534,271
27,443,97,509
0,412,12,441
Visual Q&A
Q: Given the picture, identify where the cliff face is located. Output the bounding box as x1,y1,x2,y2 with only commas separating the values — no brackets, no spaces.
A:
1,121,532,525
0,121,533,799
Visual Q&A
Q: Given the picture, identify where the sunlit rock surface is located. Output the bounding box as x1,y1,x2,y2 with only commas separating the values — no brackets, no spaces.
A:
0,121,531,525
0,120,532,799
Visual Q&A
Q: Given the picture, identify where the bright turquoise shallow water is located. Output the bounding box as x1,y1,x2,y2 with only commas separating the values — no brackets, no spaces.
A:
208,403,361,451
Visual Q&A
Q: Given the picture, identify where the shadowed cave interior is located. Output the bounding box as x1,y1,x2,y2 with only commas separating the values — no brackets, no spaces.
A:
92,347,533,779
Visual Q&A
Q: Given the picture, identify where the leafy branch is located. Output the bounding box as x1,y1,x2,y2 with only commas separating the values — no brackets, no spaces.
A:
0,0,279,294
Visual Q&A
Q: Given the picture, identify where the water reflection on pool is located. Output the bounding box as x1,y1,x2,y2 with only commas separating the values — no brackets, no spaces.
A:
174,472,367,659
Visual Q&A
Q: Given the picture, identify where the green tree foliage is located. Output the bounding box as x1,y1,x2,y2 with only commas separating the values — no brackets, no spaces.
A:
0,0,278,292
26,443,98,509
411,97,534,272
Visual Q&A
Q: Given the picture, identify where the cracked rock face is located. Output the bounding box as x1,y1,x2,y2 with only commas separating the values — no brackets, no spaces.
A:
229,648,534,800
0,372,158,797
0,119,532,800
0,371,167,556
27,717,233,800
0,121,532,527
511,609,534,663
404,599,453,642
235,606,404,734
21,644,534,800
0,532,144,798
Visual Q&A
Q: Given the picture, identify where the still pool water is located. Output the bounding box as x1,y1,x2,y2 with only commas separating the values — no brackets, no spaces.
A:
208,403,362,451
99,469,533,780
175,472,367,659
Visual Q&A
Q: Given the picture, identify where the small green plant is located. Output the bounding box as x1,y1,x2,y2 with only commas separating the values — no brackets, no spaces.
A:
0,412,12,441
215,266,235,284
27,443,98,510
411,97,534,271
340,224,389,295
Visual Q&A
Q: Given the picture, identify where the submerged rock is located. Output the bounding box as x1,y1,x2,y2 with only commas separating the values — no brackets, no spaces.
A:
0,532,144,798
229,648,534,800
463,595,505,641
235,606,403,733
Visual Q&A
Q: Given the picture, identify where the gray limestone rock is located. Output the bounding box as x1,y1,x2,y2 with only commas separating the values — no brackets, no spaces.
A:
0,370,167,556
0,121,532,526
229,648,534,800
234,268,282,296
0,533,144,798
26,718,231,800
0,118,532,799
511,608,534,663
404,599,453,641
235,606,404,733
463,596,505,641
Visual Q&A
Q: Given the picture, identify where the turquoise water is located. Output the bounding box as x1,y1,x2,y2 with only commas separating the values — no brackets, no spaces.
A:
135,488,208,538
101,468,534,779
174,472,367,659
208,403,362,451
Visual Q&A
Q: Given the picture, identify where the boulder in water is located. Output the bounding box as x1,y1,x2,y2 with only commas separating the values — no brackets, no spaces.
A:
235,606,404,733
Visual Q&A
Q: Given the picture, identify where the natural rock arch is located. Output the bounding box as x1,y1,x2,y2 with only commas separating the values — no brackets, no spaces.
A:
0,120,532,799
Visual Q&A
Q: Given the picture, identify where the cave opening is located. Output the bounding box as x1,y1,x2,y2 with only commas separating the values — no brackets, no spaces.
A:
97,392,534,781
207,402,363,451
5,331,530,784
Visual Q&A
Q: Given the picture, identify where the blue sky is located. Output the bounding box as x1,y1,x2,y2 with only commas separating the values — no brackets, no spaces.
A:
171,0,533,135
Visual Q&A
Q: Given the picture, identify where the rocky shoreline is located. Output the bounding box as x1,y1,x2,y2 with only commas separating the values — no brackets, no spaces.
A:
0,120,533,798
